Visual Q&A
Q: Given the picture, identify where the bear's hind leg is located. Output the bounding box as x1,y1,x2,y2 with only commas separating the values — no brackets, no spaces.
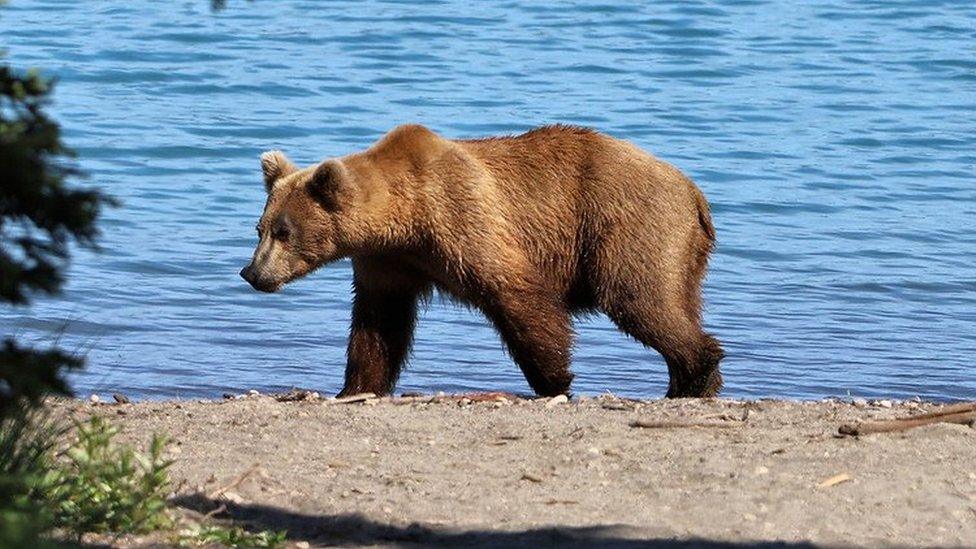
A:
603,294,723,398
666,332,724,398
483,287,574,396
680,333,725,398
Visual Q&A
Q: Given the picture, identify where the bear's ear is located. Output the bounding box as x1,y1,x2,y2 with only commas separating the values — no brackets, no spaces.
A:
308,161,352,210
260,150,297,193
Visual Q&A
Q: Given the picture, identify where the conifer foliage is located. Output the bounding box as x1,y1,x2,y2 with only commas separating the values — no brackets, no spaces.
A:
0,62,108,414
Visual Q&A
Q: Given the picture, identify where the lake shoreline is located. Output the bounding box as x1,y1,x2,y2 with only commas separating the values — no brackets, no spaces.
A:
55,394,975,547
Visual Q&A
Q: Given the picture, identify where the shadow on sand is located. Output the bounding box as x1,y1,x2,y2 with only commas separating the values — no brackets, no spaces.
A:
172,493,821,548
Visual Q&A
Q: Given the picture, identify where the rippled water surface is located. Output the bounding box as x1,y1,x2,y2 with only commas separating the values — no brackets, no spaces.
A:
2,1,974,400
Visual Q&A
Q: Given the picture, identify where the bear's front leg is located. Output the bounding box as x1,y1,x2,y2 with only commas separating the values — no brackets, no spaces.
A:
338,287,418,398
483,286,574,396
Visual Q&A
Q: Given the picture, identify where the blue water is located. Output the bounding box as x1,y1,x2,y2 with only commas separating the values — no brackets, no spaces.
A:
2,1,974,401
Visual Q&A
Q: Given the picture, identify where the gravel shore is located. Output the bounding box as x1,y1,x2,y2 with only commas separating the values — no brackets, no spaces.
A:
56,394,976,548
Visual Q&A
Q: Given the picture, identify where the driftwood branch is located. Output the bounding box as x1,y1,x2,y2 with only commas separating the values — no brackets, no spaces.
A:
839,402,976,436
897,401,976,420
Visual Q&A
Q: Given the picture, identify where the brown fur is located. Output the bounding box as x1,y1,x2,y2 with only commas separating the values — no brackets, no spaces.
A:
241,124,724,398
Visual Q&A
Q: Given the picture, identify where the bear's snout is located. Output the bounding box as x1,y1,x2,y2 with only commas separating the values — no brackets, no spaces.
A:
240,264,278,293
239,264,254,283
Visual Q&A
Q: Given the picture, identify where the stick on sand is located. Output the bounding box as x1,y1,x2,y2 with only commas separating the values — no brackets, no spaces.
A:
630,419,739,429
208,464,262,499
839,402,976,436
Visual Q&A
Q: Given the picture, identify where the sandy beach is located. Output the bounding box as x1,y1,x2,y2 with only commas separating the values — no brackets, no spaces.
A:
55,394,976,548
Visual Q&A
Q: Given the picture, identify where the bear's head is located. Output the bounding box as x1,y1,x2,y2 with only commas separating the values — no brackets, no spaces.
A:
240,150,363,293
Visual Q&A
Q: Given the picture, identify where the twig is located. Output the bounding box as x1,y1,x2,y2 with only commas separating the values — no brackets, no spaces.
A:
630,419,740,429
203,503,227,519
328,392,376,404
208,464,261,499
390,395,437,405
818,473,852,488
389,392,518,405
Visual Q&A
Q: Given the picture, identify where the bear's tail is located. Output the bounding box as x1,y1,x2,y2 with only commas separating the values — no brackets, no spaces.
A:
692,186,716,243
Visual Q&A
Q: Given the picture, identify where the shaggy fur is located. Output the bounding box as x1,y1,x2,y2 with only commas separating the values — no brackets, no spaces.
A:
241,124,723,398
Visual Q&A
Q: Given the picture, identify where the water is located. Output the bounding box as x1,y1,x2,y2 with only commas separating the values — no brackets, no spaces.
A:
2,0,974,401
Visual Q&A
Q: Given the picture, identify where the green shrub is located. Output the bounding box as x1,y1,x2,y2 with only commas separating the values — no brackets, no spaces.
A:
0,408,60,548
0,61,109,418
178,524,288,548
45,416,174,538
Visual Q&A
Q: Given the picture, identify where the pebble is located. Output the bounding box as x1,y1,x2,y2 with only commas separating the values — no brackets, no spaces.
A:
521,473,543,483
295,542,310,549
89,394,100,404
247,389,260,396
852,398,868,407
877,400,893,408
545,394,569,408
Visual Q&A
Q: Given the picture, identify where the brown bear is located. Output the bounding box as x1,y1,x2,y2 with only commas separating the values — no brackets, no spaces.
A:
241,124,723,398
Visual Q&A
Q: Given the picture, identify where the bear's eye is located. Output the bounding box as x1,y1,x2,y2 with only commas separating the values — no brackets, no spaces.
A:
272,226,291,241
